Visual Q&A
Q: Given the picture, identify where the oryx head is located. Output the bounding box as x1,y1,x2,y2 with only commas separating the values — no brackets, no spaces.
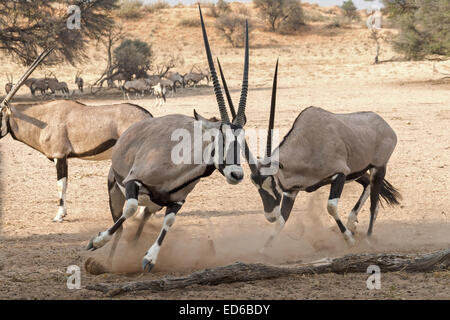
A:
195,5,250,185
245,60,283,222
0,48,53,139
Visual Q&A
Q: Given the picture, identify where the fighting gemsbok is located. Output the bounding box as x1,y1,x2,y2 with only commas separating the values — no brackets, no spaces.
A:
0,48,153,222
244,60,401,248
86,6,250,272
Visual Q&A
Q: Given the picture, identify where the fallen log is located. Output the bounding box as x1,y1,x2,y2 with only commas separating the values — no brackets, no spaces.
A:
86,248,450,297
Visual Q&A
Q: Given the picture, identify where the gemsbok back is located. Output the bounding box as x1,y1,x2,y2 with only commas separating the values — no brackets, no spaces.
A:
244,60,401,248
86,6,251,272
0,49,153,223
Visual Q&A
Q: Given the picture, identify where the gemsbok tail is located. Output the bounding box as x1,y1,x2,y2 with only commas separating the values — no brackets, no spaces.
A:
379,178,402,207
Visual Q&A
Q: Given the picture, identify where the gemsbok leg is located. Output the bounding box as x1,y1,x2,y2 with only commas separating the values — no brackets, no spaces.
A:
142,201,184,272
327,173,355,245
87,180,140,251
368,167,386,236
346,173,371,234
53,157,68,222
105,169,126,262
264,191,298,248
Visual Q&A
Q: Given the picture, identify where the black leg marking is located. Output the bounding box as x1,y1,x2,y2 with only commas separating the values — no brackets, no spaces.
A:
327,173,355,244
368,167,386,236
347,173,370,234
87,180,140,251
264,191,298,248
142,201,184,272
54,157,68,222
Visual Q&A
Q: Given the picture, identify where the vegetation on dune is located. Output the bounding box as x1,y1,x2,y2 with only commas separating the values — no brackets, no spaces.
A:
340,0,359,21
207,0,232,18
384,0,450,60
215,13,254,48
253,0,305,34
115,0,170,19
113,39,153,79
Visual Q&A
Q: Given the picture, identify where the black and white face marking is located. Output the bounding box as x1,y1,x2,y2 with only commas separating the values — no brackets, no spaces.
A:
251,172,282,222
218,123,244,184
197,114,245,185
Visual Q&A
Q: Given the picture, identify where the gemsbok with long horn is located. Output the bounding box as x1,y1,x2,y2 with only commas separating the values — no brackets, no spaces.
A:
243,60,401,248
86,6,251,272
0,48,153,222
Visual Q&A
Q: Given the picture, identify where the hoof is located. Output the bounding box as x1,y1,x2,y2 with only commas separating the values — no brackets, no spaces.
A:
52,218,64,223
344,230,356,246
142,258,155,273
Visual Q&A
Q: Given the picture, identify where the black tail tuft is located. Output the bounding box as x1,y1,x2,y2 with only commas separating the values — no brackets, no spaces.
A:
379,179,402,207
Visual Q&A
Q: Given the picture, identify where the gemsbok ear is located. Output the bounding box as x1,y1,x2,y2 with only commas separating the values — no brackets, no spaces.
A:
194,109,221,130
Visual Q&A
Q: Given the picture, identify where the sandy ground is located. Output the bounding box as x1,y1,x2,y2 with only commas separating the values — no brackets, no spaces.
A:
0,6,449,299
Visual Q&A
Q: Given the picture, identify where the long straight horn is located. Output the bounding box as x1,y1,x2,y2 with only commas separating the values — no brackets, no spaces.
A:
235,20,249,127
198,5,230,123
217,58,236,119
266,59,279,158
1,47,53,108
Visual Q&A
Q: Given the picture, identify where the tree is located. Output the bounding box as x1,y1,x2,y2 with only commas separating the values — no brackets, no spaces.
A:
113,39,152,79
383,0,450,60
215,14,253,48
208,0,232,18
253,0,304,33
341,0,358,20
100,25,127,87
0,0,118,66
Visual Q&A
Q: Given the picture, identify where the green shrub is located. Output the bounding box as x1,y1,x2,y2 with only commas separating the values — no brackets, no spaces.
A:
341,0,358,20
253,0,305,34
114,39,153,78
385,0,450,59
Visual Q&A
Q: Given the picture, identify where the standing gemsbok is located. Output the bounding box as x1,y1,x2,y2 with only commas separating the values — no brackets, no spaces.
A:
0,49,153,223
243,60,401,248
86,6,250,272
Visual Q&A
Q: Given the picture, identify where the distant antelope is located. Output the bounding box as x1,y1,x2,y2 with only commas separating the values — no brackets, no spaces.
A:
184,72,209,87
151,82,166,107
23,78,37,96
75,71,84,92
158,78,176,97
31,77,49,96
245,60,401,247
111,72,128,87
122,78,151,100
164,71,185,88
87,6,250,272
49,81,70,96
0,49,153,222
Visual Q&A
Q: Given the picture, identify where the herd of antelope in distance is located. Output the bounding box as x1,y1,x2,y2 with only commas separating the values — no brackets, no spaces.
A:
4,63,211,107
0,6,401,272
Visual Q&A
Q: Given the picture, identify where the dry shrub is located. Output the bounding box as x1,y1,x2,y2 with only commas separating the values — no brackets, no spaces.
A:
207,0,231,18
116,0,143,20
178,17,201,28
215,13,253,48
144,0,171,13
